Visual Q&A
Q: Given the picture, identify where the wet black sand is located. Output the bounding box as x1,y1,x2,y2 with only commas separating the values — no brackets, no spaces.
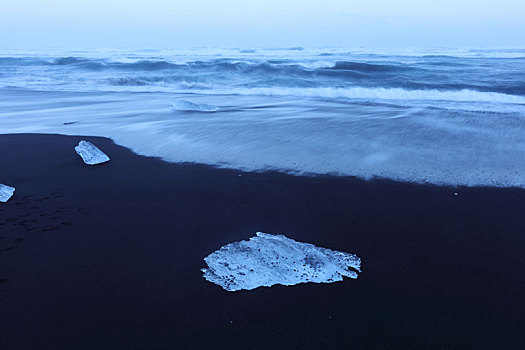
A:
1,133,524,349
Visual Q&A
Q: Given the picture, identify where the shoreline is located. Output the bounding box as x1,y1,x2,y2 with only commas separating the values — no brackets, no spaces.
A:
2,86,524,189
1,133,524,349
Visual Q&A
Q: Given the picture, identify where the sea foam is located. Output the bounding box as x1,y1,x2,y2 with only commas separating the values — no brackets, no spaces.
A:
1,90,524,189
213,87,525,104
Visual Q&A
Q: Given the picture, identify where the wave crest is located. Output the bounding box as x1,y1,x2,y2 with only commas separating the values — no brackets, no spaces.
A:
50,57,89,65
327,61,409,72
221,87,525,104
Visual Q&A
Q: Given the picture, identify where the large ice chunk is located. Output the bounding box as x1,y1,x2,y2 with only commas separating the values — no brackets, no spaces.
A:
202,232,361,291
75,140,110,165
172,100,219,112
0,184,15,203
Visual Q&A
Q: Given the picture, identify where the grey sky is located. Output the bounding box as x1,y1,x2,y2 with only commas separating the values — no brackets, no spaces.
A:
1,0,524,48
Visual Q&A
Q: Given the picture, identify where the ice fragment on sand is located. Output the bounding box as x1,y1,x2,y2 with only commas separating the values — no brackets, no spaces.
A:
75,140,110,165
172,100,219,112
0,184,15,203
202,232,361,291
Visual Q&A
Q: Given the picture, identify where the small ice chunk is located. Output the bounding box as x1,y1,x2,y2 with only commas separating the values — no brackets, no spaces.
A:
75,140,110,165
454,192,459,196
0,184,15,203
202,232,361,291
172,100,219,112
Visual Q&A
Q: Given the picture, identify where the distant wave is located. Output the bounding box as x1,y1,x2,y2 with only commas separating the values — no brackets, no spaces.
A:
50,57,90,65
2,56,410,75
327,61,410,72
108,78,153,86
172,100,219,112
261,47,304,51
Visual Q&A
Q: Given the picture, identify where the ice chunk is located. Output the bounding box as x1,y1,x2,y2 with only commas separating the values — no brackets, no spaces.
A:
75,140,110,165
202,232,361,291
0,184,15,203
172,100,219,112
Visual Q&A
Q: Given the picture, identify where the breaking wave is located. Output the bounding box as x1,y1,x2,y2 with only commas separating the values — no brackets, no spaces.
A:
208,87,525,104
50,57,90,65
328,61,411,72
43,58,411,75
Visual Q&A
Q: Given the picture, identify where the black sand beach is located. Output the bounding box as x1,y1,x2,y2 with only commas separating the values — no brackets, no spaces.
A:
1,133,524,349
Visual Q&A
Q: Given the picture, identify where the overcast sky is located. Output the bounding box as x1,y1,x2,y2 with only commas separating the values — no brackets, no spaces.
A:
1,0,524,49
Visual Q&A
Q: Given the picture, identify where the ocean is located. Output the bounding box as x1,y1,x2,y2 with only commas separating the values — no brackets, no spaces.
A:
1,47,524,187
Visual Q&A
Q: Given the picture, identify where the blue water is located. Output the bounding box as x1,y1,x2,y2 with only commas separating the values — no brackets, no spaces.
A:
1,48,524,187
2,48,525,98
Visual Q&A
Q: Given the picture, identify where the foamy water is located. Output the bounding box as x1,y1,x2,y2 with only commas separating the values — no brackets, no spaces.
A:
1,48,524,187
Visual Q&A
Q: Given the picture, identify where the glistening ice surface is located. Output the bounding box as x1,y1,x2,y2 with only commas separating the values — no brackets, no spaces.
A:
74,140,110,165
202,232,362,291
0,48,524,187
0,184,15,203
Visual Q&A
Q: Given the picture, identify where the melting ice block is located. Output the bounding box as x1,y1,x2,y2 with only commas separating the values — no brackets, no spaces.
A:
75,140,110,165
202,232,361,291
172,100,219,112
0,184,15,203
